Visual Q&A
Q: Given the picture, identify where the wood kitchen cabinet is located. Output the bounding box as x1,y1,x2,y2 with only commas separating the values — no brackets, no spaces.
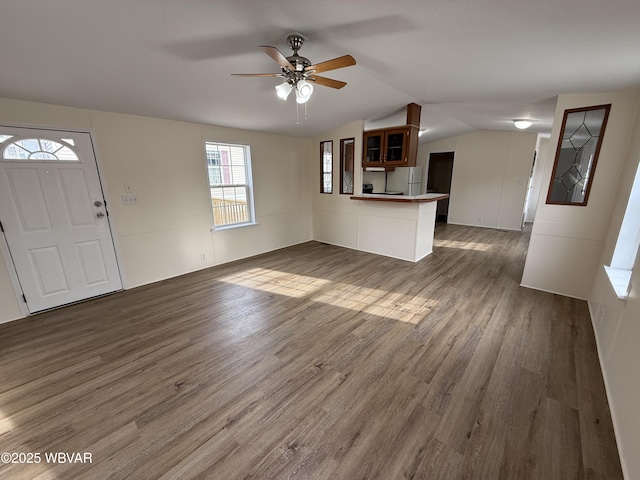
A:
362,126,419,168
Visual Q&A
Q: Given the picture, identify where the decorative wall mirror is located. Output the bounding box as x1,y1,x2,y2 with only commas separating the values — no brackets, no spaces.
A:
546,104,611,205
340,137,355,194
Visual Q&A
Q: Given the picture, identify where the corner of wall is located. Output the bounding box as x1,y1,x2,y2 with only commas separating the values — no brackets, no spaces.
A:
311,120,364,248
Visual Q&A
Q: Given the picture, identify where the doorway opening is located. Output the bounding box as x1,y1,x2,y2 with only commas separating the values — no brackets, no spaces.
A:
427,151,454,222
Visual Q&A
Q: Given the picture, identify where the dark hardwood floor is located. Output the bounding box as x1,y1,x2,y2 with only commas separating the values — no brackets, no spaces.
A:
0,224,623,479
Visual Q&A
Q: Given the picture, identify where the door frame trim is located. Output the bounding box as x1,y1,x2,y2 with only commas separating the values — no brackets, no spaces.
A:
0,124,126,320
0,229,29,319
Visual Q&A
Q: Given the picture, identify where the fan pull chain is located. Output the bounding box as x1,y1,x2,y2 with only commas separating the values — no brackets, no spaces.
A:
294,94,309,125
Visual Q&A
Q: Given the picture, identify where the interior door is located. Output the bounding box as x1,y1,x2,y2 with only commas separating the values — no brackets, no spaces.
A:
0,127,122,313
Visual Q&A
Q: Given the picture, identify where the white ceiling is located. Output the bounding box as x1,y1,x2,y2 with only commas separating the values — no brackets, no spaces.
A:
1,0,639,143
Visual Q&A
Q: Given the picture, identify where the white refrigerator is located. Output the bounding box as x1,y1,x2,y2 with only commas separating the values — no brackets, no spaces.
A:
386,166,422,195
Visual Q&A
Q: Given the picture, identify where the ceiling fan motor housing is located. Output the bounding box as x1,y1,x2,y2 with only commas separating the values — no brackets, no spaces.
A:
286,55,311,72
287,34,305,53
286,34,311,72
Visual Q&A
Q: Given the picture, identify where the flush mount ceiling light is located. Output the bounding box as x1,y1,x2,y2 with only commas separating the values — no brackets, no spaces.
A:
514,119,534,130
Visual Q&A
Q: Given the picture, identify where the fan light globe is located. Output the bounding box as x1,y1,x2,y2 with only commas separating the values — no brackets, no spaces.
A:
295,80,313,104
514,119,533,130
275,82,292,100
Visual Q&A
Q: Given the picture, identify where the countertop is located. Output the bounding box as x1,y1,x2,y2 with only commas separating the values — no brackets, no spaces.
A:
349,193,449,203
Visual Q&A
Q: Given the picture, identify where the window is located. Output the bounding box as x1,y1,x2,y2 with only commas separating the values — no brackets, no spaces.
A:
320,140,333,194
206,148,222,185
340,138,355,194
605,159,640,299
1,136,79,161
205,142,255,228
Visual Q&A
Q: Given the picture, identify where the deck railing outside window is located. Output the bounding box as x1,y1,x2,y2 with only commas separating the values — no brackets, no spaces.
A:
211,197,248,226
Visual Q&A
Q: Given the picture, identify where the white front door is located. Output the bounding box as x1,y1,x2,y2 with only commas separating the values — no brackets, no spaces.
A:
0,127,122,313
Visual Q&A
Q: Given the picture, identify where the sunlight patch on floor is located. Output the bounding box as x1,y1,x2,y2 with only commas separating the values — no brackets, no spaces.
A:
218,268,332,298
0,412,55,479
0,405,16,437
218,268,436,323
433,239,491,251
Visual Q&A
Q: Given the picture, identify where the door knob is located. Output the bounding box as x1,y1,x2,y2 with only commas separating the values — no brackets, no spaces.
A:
94,200,103,207
96,212,105,218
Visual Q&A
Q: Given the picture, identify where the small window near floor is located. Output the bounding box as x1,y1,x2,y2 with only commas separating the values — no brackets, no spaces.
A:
205,142,255,229
605,160,640,299
320,140,333,194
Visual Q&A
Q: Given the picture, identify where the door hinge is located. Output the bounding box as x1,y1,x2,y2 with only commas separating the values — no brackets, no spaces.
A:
22,294,27,303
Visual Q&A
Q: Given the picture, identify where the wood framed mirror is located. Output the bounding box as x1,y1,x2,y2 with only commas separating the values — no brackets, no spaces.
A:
546,104,611,206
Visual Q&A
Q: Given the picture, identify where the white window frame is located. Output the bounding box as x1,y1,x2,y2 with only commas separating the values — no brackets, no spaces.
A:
605,159,640,299
321,140,333,194
204,141,256,230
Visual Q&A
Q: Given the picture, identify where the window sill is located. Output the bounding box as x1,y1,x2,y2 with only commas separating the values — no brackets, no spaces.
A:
211,222,257,232
604,265,632,300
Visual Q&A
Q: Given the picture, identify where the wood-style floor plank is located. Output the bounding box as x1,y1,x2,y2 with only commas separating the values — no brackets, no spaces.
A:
0,223,623,479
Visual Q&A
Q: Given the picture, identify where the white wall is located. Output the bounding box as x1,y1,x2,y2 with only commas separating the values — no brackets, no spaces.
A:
0,98,312,323
521,92,640,299
524,134,550,223
588,104,640,480
426,130,537,231
312,121,364,249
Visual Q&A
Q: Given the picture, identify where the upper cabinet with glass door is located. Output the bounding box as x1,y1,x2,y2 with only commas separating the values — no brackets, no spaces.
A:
362,126,418,169
362,104,421,170
363,131,383,165
384,128,408,163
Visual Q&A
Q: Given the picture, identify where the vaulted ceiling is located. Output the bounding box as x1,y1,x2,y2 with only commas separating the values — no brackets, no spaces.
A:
2,1,639,143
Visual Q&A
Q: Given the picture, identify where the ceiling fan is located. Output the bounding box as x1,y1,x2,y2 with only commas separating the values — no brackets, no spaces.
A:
232,33,356,105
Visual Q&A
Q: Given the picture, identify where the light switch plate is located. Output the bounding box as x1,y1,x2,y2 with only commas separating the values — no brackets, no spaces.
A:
122,193,138,205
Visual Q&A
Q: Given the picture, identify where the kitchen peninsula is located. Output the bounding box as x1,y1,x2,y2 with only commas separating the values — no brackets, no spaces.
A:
349,193,449,262
350,193,449,203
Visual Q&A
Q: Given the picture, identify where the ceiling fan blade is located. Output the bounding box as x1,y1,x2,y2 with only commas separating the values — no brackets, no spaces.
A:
308,75,347,89
305,55,356,74
259,45,295,70
231,73,284,77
